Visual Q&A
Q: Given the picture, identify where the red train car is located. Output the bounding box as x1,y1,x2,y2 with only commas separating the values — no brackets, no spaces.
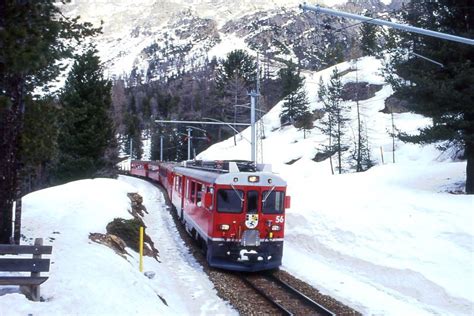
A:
172,160,290,271
147,161,160,182
130,160,149,178
130,159,290,272
158,162,175,194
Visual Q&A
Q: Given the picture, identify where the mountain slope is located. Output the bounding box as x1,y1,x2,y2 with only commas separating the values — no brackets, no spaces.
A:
60,0,399,78
197,57,474,315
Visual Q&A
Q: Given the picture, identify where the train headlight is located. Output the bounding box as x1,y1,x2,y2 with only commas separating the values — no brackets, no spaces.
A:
248,175,259,183
219,224,230,231
271,225,281,231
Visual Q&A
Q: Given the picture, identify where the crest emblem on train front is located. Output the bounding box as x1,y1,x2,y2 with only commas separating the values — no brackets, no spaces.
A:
245,214,259,229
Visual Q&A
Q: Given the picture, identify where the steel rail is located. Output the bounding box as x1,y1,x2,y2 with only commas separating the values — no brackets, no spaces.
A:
240,276,293,316
266,273,336,316
240,272,337,316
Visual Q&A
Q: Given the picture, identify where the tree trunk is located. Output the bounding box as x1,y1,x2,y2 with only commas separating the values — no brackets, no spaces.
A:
337,119,342,174
14,198,22,244
0,77,25,243
356,99,362,172
0,108,18,243
466,141,474,194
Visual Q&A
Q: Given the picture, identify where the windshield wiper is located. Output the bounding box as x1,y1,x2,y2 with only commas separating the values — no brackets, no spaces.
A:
230,184,244,203
262,185,276,204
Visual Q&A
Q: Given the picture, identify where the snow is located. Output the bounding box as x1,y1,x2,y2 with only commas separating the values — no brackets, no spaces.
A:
59,0,362,78
1,56,473,315
197,56,474,315
0,178,235,316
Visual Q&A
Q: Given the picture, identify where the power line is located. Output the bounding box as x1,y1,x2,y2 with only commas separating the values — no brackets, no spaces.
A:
301,4,474,46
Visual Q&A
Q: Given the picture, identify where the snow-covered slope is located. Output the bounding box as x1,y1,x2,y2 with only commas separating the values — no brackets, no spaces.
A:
197,57,474,315
0,177,235,315
198,56,432,165
1,56,472,315
60,0,398,78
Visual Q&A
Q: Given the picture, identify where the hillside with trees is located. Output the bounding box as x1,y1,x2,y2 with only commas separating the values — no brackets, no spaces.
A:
1,0,473,247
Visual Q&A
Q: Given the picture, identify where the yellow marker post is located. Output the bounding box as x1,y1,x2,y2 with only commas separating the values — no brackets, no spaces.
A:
139,226,144,272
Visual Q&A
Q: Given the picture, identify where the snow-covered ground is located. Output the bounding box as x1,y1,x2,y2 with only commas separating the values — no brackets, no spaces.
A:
197,57,474,315
0,177,235,316
1,56,473,315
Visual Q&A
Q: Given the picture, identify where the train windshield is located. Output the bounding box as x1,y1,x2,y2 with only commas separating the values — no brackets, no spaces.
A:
262,191,285,214
217,189,243,213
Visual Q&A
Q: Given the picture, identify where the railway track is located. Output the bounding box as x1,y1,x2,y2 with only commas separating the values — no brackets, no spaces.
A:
240,272,336,316
124,174,360,315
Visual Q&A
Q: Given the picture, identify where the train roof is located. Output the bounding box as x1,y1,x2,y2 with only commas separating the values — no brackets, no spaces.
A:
174,160,287,187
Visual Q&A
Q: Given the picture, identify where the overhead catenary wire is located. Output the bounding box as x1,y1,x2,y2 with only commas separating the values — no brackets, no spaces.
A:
300,4,474,46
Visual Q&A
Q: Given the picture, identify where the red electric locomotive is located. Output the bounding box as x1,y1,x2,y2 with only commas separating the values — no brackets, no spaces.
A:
130,159,290,272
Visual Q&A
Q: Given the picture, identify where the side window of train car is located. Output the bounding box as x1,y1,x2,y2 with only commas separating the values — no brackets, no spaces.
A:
177,176,182,194
185,179,190,200
196,183,203,206
262,191,284,214
190,181,196,203
217,189,243,213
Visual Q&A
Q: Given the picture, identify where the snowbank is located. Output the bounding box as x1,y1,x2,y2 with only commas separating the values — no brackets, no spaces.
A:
0,177,235,316
198,56,474,315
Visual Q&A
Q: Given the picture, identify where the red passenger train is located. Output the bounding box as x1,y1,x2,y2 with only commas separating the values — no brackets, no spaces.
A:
129,159,290,272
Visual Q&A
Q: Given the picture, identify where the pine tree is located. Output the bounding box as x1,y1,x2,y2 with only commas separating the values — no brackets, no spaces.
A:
215,50,257,141
319,68,349,174
150,130,162,161
350,121,374,172
216,50,257,92
278,61,310,125
0,0,99,242
55,49,116,183
124,96,143,160
320,42,345,69
360,12,379,56
350,58,372,172
318,77,335,174
294,112,314,139
386,0,474,194
20,97,59,191
111,79,127,135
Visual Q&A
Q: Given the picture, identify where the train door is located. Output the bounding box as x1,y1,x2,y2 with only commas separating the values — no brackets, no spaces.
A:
242,189,260,240
171,175,184,219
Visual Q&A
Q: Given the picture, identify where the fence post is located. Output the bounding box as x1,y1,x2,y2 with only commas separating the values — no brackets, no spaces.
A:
30,238,43,301
139,227,144,272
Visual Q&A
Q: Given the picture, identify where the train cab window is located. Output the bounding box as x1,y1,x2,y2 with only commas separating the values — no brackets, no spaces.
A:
247,191,259,214
262,191,284,214
217,189,243,213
